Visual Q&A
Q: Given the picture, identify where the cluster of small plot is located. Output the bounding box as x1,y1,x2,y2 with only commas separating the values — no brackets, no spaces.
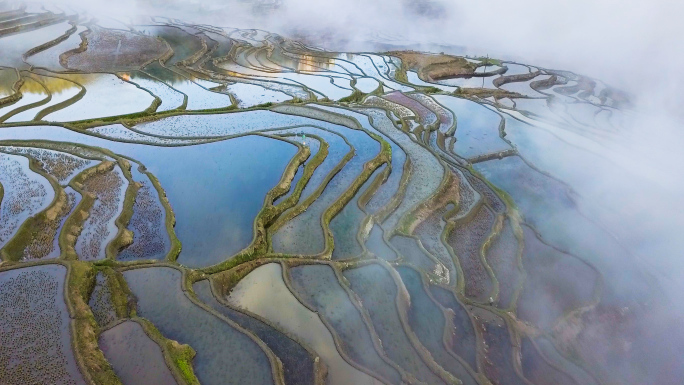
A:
465,173,505,214
476,316,519,385
76,167,125,260
67,28,168,72
385,139,444,231
414,207,455,277
1,147,91,183
88,273,118,328
0,154,48,242
90,125,206,145
119,181,166,260
448,206,496,299
23,190,78,260
391,235,439,273
45,144,105,161
452,168,480,219
0,270,77,385
485,219,520,309
364,95,415,120
407,93,454,131
383,92,438,127
136,110,307,138
344,264,445,384
288,264,404,384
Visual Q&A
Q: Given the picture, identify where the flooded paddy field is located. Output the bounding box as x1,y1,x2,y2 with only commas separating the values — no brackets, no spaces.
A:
227,262,381,385
0,151,53,246
0,264,85,385
344,262,447,384
99,320,179,385
124,266,276,385
287,263,403,384
0,5,678,385
193,278,319,385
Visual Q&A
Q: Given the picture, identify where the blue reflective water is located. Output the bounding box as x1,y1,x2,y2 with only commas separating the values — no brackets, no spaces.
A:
123,267,275,385
0,125,296,267
433,95,509,159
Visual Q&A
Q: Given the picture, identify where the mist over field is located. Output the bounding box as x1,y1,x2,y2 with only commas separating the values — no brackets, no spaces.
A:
61,0,684,296
4,0,684,383
138,1,682,378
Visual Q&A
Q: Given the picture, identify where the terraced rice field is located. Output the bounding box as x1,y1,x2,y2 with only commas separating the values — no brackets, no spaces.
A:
0,6,673,385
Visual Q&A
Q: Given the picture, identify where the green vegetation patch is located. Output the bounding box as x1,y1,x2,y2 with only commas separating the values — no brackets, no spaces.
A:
134,317,200,385
66,261,123,385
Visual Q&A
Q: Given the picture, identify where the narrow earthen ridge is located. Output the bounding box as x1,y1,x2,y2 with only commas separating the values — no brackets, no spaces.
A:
468,148,518,164
493,70,541,88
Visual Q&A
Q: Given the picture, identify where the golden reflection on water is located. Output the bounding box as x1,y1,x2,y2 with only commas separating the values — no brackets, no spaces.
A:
0,72,90,95
296,54,335,72
38,74,91,93
16,77,47,94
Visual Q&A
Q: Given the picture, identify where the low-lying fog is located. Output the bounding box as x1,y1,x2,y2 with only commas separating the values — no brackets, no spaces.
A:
119,0,683,298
